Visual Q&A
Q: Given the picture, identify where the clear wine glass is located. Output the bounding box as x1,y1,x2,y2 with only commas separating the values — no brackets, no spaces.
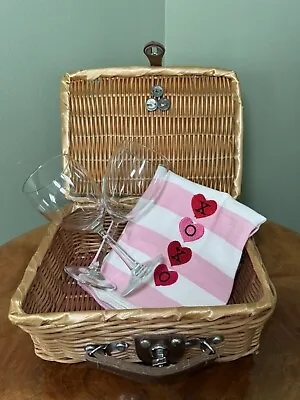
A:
101,140,170,296
22,154,116,291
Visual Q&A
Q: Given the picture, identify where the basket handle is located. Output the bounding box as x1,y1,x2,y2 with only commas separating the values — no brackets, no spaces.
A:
143,41,165,66
85,334,222,382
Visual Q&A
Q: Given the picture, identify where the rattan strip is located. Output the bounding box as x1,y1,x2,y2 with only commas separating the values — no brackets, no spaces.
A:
67,75,239,196
24,313,269,363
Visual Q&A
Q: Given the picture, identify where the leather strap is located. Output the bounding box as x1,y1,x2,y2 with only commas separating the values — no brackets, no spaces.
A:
143,41,165,67
86,349,218,383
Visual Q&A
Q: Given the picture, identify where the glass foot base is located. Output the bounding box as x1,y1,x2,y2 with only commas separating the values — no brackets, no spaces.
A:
122,254,164,297
64,266,117,291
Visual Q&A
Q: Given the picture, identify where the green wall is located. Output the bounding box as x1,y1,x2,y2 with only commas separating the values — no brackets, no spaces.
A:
0,0,164,244
165,0,300,232
1,0,299,244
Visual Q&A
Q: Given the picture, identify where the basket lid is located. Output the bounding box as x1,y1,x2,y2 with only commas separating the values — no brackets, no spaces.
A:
60,66,243,198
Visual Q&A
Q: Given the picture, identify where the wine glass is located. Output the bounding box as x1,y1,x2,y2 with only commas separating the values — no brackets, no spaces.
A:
22,154,116,291
101,140,170,296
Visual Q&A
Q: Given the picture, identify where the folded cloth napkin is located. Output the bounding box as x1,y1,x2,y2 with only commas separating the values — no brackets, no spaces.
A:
83,167,266,309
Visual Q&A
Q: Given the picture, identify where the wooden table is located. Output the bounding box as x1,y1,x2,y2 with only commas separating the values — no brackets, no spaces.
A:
0,222,299,399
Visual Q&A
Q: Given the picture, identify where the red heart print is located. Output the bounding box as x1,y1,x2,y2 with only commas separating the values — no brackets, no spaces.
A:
168,241,192,267
154,264,178,286
179,217,205,242
191,194,217,219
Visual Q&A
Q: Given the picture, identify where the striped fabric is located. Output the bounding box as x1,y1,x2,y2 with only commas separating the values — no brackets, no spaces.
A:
87,168,266,309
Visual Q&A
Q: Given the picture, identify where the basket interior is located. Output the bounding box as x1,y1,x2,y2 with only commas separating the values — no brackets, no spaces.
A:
64,72,242,198
22,70,246,315
22,216,263,315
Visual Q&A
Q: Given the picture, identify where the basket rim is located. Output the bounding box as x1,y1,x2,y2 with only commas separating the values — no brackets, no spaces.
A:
62,66,239,80
9,221,276,329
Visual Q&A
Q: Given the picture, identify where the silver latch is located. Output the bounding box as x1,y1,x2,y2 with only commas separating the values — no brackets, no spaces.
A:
135,335,223,367
151,344,168,367
85,341,129,358
135,335,186,366
144,44,164,58
185,336,223,355
85,335,223,369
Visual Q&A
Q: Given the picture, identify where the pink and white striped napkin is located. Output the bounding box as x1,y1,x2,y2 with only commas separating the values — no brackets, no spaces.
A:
84,167,266,309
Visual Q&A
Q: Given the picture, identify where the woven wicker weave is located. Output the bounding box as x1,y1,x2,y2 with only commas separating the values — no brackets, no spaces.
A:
61,67,243,198
9,66,276,368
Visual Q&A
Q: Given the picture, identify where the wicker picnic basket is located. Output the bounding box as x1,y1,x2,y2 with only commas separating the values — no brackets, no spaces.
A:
9,42,276,381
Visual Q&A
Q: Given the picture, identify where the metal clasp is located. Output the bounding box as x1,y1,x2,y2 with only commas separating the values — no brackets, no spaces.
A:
135,335,223,367
135,335,186,367
151,344,168,367
85,341,129,358
185,336,223,355
85,335,223,369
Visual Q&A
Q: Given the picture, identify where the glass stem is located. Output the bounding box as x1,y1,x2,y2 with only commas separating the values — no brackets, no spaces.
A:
89,221,114,269
98,220,139,271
